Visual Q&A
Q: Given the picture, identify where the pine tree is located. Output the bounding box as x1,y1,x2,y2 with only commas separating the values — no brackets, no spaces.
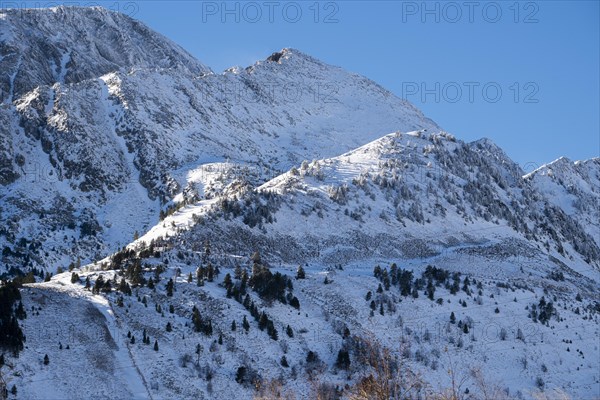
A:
370,300,376,311
166,278,174,297
187,272,193,283
147,277,155,290
207,264,214,282
223,273,233,290
296,265,306,280
15,301,26,320
280,355,289,367
289,296,300,310
43,354,49,365
10,385,17,395
169,304,175,313
450,312,456,324
336,349,351,370
166,322,172,332
242,316,250,332
377,283,383,293
268,323,278,340
218,334,223,345
234,265,243,279
411,287,419,298
286,325,294,338
259,312,269,331
153,340,159,351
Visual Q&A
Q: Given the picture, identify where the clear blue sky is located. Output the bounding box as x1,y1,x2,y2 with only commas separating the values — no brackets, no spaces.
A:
17,1,600,169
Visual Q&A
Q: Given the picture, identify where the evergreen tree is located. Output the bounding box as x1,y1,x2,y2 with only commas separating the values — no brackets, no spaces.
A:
234,265,243,280
147,277,155,290
242,316,250,332
153,340,159,351
259,312,269,331
203,240,211,264
15,301,26,320
166,278,174,297
218,334,223,345
411,287,419,298
92,275,104,294
335,349,351,370
231,320,237,331
43,354,49,365
187,273,193,283
10,385,17,395
426,280,435,300
223,273,233,291
450,312,456,324
166,322,172,332
206,264,214,282
286,325,294,338
296,265,306,280
169,304,174,313
267,323,278,340
370,300,376,311
235,366,247,384
280,355,289,367
289,296,300,310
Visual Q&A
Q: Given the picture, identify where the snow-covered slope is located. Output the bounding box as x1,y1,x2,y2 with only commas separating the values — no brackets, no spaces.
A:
526,157,600,248
135,131,599,280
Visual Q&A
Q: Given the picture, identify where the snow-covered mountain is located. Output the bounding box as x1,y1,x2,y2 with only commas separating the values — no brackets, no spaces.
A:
0,6,598,400
0,7,437,273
